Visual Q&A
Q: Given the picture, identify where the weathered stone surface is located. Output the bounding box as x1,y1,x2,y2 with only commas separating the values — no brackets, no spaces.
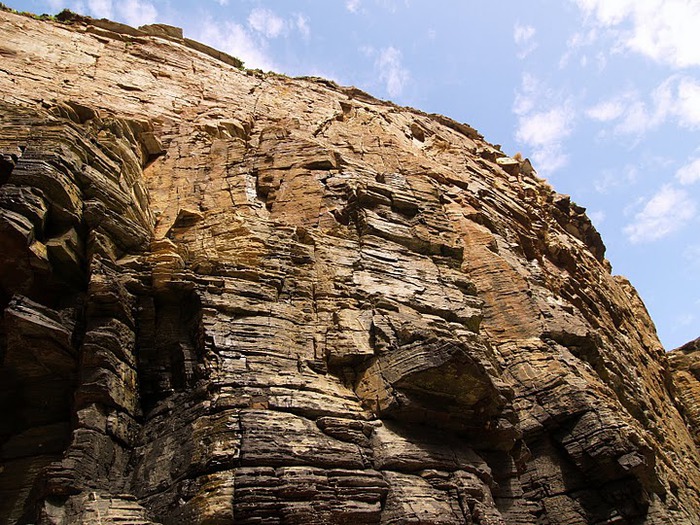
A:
1,7,700,525
669,338,700,448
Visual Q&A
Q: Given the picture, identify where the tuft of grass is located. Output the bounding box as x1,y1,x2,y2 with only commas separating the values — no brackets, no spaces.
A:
0,4,80,24
0,4,65,22
21,12,57,21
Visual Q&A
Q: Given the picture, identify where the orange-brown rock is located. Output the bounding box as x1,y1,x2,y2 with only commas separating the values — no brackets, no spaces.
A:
669,338,700,448
1,8,699,525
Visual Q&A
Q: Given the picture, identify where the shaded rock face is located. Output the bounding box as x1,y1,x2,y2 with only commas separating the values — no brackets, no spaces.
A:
0,9,700,525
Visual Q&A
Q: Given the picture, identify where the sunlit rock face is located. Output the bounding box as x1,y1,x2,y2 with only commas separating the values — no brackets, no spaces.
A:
669,338,700,447
1,9,700,525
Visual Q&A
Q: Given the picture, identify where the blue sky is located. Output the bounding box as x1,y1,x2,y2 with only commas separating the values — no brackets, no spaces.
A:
7,0,700,350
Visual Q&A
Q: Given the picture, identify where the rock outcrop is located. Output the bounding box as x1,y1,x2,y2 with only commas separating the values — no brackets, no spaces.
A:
669,338,700,449
1,8,699,524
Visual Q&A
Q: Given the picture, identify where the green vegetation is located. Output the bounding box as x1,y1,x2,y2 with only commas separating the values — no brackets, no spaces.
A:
21,12,57,21
0,4,77,23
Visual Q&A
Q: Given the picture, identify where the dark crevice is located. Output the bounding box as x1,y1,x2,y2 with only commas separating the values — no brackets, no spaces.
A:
136,289,204,414
0,153,18,184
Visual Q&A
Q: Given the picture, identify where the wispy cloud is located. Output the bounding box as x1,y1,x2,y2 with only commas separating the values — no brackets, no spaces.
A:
675,78,700,128
611,91,666,136
52,0,157,25
117,0,156,26
245,8,310,40
248,7,286,38
375,46,409,98
516,108,573,150
295,14,310,39
513,73,574,175
87,0,112,18
346,0,361,13
46,0,68,10
623,184,696,243
677,158,700,185
560,28,605,69
571,0,700,68
586,98,627,122
197,16,276,71
585,76,700,136
195,7,312,71
513,23,537,59
512,73,539,116
589,210,606,225
594,164,639,194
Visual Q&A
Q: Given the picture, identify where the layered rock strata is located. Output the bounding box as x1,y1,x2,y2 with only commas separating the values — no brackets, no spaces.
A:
669,338,700,449
1,8,700,524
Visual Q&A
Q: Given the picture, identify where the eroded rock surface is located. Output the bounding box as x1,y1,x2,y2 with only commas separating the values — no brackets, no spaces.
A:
1,8,699,524
669,339,700,448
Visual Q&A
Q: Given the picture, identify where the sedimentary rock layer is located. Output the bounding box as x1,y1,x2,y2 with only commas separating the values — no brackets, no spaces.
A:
1,8,699,524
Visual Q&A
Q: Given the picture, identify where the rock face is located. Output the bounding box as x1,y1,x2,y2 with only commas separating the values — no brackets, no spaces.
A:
668,338,700,449
1,9,699,525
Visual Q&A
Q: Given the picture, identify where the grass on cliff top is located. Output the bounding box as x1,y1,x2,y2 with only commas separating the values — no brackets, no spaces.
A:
0,3,58,20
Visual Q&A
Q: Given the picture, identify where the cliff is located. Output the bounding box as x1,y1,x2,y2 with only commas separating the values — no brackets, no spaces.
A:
0,8,699,525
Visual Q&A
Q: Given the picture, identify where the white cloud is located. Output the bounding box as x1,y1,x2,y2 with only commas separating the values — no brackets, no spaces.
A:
589,210,606,225
585,76,700,136
79,0,156,26
559,26,624,72
48,0,104,18
359,45,375,58
295,14,310,39
513,23,537,59
346,0,361,13
594,164,638,194
516,107,573,147
513,74,574,175
196,8,312,71
573,0,634,25
248,7,286,39
46,0,69,10
614,98,657,135
586,98,626,121
116,0,157,27
376,46,409,98
516,105,574,173
529,143,570,174
571,0,700,68
677,158,700,185
88,0,112,18
244,9,310,40
216,0,229,5
197,17,276,71
675,78,700,128
512,73,539,116
623,184,696,243
514,24,536,44
611,82,674,135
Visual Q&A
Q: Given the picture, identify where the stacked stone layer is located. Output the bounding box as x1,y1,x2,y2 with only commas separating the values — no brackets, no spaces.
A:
1,9,699,524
